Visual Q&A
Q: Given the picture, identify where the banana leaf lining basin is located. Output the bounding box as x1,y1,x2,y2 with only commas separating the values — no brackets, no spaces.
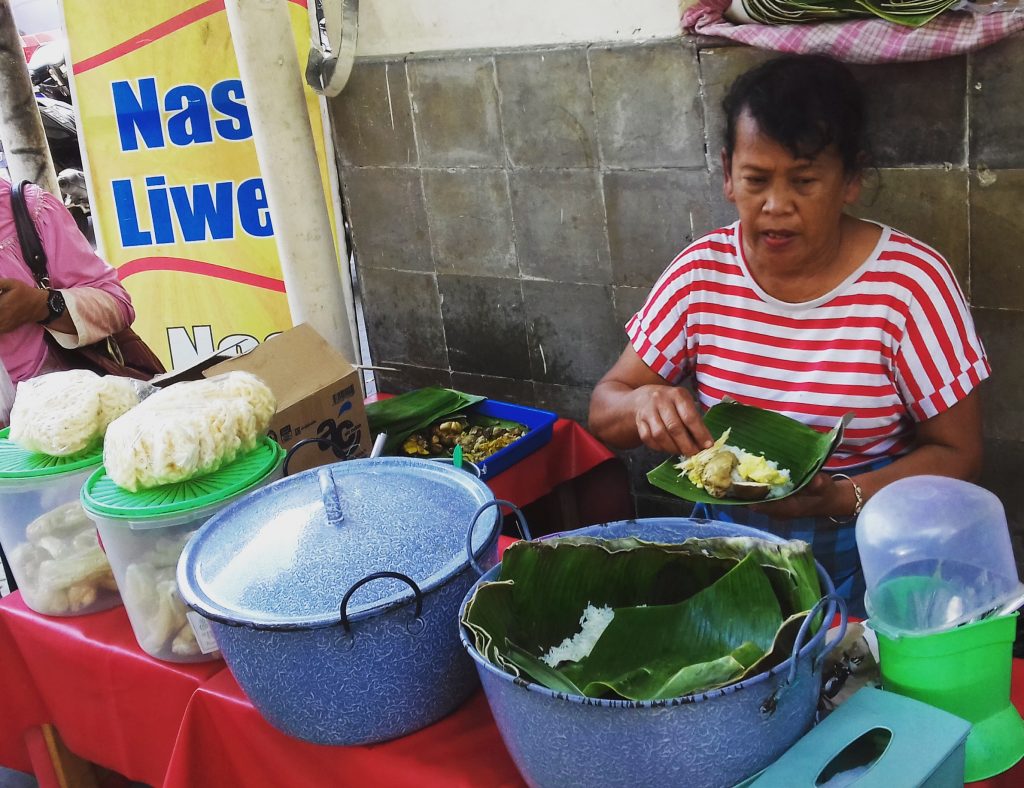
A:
177,457,504,745
459,518,846,788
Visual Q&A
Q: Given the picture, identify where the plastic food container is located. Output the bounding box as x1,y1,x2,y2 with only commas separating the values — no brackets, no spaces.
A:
463,400,557,480
394,399,557,481
0,428,121,616
856,475,1024,636
176,457,504,745
81,437,284,663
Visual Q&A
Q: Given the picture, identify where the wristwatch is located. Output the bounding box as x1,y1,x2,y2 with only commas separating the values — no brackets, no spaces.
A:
39,288,67,325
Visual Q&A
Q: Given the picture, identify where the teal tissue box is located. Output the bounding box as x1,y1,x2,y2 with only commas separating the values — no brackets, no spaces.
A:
750,688,970,787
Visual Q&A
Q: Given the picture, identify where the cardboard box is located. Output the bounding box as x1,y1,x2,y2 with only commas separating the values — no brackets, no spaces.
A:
153,324,370,474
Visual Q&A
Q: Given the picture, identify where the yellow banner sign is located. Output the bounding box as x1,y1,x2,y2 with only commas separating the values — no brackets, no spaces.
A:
62,0,338,368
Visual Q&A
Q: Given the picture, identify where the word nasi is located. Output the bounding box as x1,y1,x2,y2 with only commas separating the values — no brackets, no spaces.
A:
111,77,273,248
166,324,278,369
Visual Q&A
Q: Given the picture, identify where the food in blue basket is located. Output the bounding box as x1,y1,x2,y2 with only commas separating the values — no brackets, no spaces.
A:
401,415,527,463
8,501,119,614
9,370,141,456
675,429,792,500
103,371,275,491
122,534,205,657
462,535,821,701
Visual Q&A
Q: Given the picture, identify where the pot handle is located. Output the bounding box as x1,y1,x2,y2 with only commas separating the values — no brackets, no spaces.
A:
339,571,423,635
465,499,532,576
813,595,850,673
283,437,359,476
761,593,847,718
786,593,848,686
317,467,344,528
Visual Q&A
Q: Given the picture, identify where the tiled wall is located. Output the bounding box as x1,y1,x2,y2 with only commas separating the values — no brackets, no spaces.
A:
329,34,1024,555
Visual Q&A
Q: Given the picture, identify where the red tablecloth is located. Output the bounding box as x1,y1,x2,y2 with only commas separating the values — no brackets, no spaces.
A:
0,598,46,773
163,670,525,788
0,418,623,785
9,593,1023,787
486,418,616,509
1,595,222,785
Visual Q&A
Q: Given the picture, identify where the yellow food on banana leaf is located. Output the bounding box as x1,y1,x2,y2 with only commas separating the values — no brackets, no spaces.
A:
675,429,792,500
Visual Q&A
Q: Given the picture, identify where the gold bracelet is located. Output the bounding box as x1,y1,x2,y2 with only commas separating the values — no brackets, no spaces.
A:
829,473,864,525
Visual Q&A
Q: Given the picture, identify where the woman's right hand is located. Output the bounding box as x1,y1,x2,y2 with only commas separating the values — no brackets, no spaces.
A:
632,384,713,457
0,278,49,334
590,346,715,456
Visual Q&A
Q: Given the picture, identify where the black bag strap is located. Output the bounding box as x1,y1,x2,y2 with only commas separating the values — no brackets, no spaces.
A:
10,180,50,287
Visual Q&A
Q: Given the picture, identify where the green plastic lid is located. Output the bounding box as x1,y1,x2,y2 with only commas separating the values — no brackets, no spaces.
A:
0,427,103,479
81,437,284,519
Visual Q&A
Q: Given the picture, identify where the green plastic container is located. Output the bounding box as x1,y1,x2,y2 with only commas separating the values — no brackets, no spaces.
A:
876,612,1024,781
81,438,284,663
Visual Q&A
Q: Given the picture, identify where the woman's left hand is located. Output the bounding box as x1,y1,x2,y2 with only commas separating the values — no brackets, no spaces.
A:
750,472,854,521
0,278,47,334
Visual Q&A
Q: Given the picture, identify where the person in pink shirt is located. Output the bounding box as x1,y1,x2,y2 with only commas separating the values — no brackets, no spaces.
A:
0,178,134,384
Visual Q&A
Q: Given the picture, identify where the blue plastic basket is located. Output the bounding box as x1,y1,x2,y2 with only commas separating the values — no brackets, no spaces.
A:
462,399,557,480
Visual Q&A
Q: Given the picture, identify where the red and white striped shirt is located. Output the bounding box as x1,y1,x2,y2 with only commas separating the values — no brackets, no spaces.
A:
626,222,990,471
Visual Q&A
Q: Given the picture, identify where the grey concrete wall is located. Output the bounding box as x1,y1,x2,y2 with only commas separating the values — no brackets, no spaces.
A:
329,35,1024,550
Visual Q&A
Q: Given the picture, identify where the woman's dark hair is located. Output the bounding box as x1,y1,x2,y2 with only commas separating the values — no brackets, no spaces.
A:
722,55,867,173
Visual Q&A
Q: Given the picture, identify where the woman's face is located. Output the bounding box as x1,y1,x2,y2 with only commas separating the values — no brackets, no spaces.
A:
722,111,862,271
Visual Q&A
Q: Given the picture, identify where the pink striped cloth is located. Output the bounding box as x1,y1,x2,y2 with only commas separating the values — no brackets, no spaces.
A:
682,2,1024,64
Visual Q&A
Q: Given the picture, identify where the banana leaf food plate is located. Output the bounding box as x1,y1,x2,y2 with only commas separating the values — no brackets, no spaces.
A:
366,386,486,455
647,401,852,506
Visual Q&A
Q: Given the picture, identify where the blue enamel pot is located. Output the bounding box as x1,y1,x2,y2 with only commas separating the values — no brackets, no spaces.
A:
177,456,526,746
459,518,848,788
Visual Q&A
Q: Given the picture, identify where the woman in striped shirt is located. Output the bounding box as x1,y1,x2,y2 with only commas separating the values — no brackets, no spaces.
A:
589,55,988,614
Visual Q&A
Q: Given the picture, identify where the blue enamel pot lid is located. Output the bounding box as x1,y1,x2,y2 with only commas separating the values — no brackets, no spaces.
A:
177,457,499,630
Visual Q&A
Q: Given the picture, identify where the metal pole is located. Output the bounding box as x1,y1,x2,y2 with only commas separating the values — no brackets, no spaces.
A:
223,0,356,361
0,0,58,195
